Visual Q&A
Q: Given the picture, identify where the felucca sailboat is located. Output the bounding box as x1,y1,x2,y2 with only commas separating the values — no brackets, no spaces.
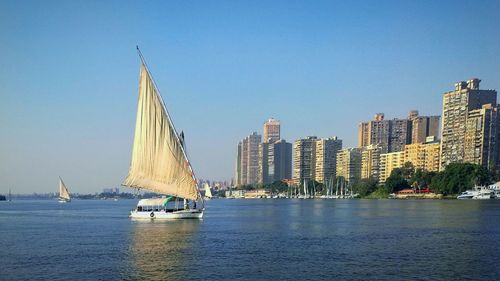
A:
123,47,204,219
204,183,213,200
58,177,71,203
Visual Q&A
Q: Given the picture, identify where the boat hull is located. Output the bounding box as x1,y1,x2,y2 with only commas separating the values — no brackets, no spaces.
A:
130,209,204,220
58,199,70,203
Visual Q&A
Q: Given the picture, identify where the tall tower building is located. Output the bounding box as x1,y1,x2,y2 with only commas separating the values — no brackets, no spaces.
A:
336,148,362,185
314,137,343,184
263,118,281,143
273,140,293,182
259,139,293,184
408,110,419,120
361,144,382,181
293,136,317,184
235,142,242,186
440,79,497,170
358,122,370,147
389,118,412,152
258,142,271,184
237,132,262,186
464,104,499,170
369,114,390,152
412,116,440,144
358,112,414,153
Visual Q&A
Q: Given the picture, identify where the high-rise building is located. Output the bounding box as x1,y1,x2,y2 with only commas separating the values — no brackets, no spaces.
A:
408,110,419,120
358,122,370,147
336,148,362,185
440,79,497,170
404,139,440,172
464,104,499,170
272,140,293,182
412,115,440,144
240,139,248,185
263,118,281,143
379,151,405,183
293,136,317,184
314,137,343,184
361,144,382,181
369,113,390,152
358,112,414,153
259,139,292,184
389,118,412,152
237,132,262,186
258,142,271,184
235,142,242,186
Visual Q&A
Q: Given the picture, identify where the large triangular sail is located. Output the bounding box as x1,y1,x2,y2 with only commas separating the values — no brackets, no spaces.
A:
122,53,199,201
59,178,71,200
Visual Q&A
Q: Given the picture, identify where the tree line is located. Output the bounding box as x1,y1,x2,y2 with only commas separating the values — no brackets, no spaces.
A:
235,162,497,197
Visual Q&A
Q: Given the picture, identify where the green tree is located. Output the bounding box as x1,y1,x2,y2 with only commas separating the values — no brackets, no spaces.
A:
401,162,416,180
430,163,492,195
353,178,378,197
267,180,289,194
410,169,437,190
384,168,410,193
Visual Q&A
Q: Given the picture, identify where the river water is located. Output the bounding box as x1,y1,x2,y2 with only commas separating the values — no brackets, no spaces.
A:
1,199,499,280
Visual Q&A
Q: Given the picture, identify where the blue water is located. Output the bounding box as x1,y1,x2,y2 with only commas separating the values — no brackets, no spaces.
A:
1,199,500,280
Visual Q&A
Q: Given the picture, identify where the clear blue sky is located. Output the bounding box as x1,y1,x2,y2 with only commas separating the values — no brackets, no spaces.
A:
1,0,500,194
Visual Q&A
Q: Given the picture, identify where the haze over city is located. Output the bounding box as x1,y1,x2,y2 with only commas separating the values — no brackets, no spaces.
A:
2,0,500,193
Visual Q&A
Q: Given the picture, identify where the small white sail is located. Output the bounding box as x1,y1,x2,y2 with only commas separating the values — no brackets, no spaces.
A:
204,183,213,198
122,61,199,201
59,178,71,201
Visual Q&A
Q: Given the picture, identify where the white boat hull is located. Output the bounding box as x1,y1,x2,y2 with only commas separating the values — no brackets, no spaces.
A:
130,209,204,220
58,199,70,203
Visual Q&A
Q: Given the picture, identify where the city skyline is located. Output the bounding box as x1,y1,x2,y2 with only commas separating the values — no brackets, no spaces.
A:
2,0,500,193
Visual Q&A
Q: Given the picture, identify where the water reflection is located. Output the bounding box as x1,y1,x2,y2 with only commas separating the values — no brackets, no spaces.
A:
125,220,201,280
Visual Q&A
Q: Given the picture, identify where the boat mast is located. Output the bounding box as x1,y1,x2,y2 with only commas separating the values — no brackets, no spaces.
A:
135,46,204,208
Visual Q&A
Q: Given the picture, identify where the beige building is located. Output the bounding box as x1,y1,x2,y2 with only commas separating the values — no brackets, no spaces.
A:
464,104,499,170
235,142,242,186
379,151,404,183
358,122,370,147
263,118,281,143
404,141,440,172
293,136,317,184
314,137,343,184
236,132,261,186
336,148,362,185
361,144,382,181
440,79,497,170
293,136,343,185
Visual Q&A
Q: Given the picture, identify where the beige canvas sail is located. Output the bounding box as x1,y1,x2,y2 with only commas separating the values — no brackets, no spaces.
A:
204,183,212,198
59,178,71,200
122,63,199,201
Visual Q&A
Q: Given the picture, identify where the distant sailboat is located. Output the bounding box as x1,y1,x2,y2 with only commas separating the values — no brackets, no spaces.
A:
58,177,71,203
123,47,204,219
204,183,213,200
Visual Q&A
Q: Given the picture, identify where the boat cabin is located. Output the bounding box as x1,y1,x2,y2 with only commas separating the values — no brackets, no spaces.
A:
135,198,191,212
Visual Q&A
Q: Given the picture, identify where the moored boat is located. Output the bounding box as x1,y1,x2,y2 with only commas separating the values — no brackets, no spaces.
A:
457,186,495,200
